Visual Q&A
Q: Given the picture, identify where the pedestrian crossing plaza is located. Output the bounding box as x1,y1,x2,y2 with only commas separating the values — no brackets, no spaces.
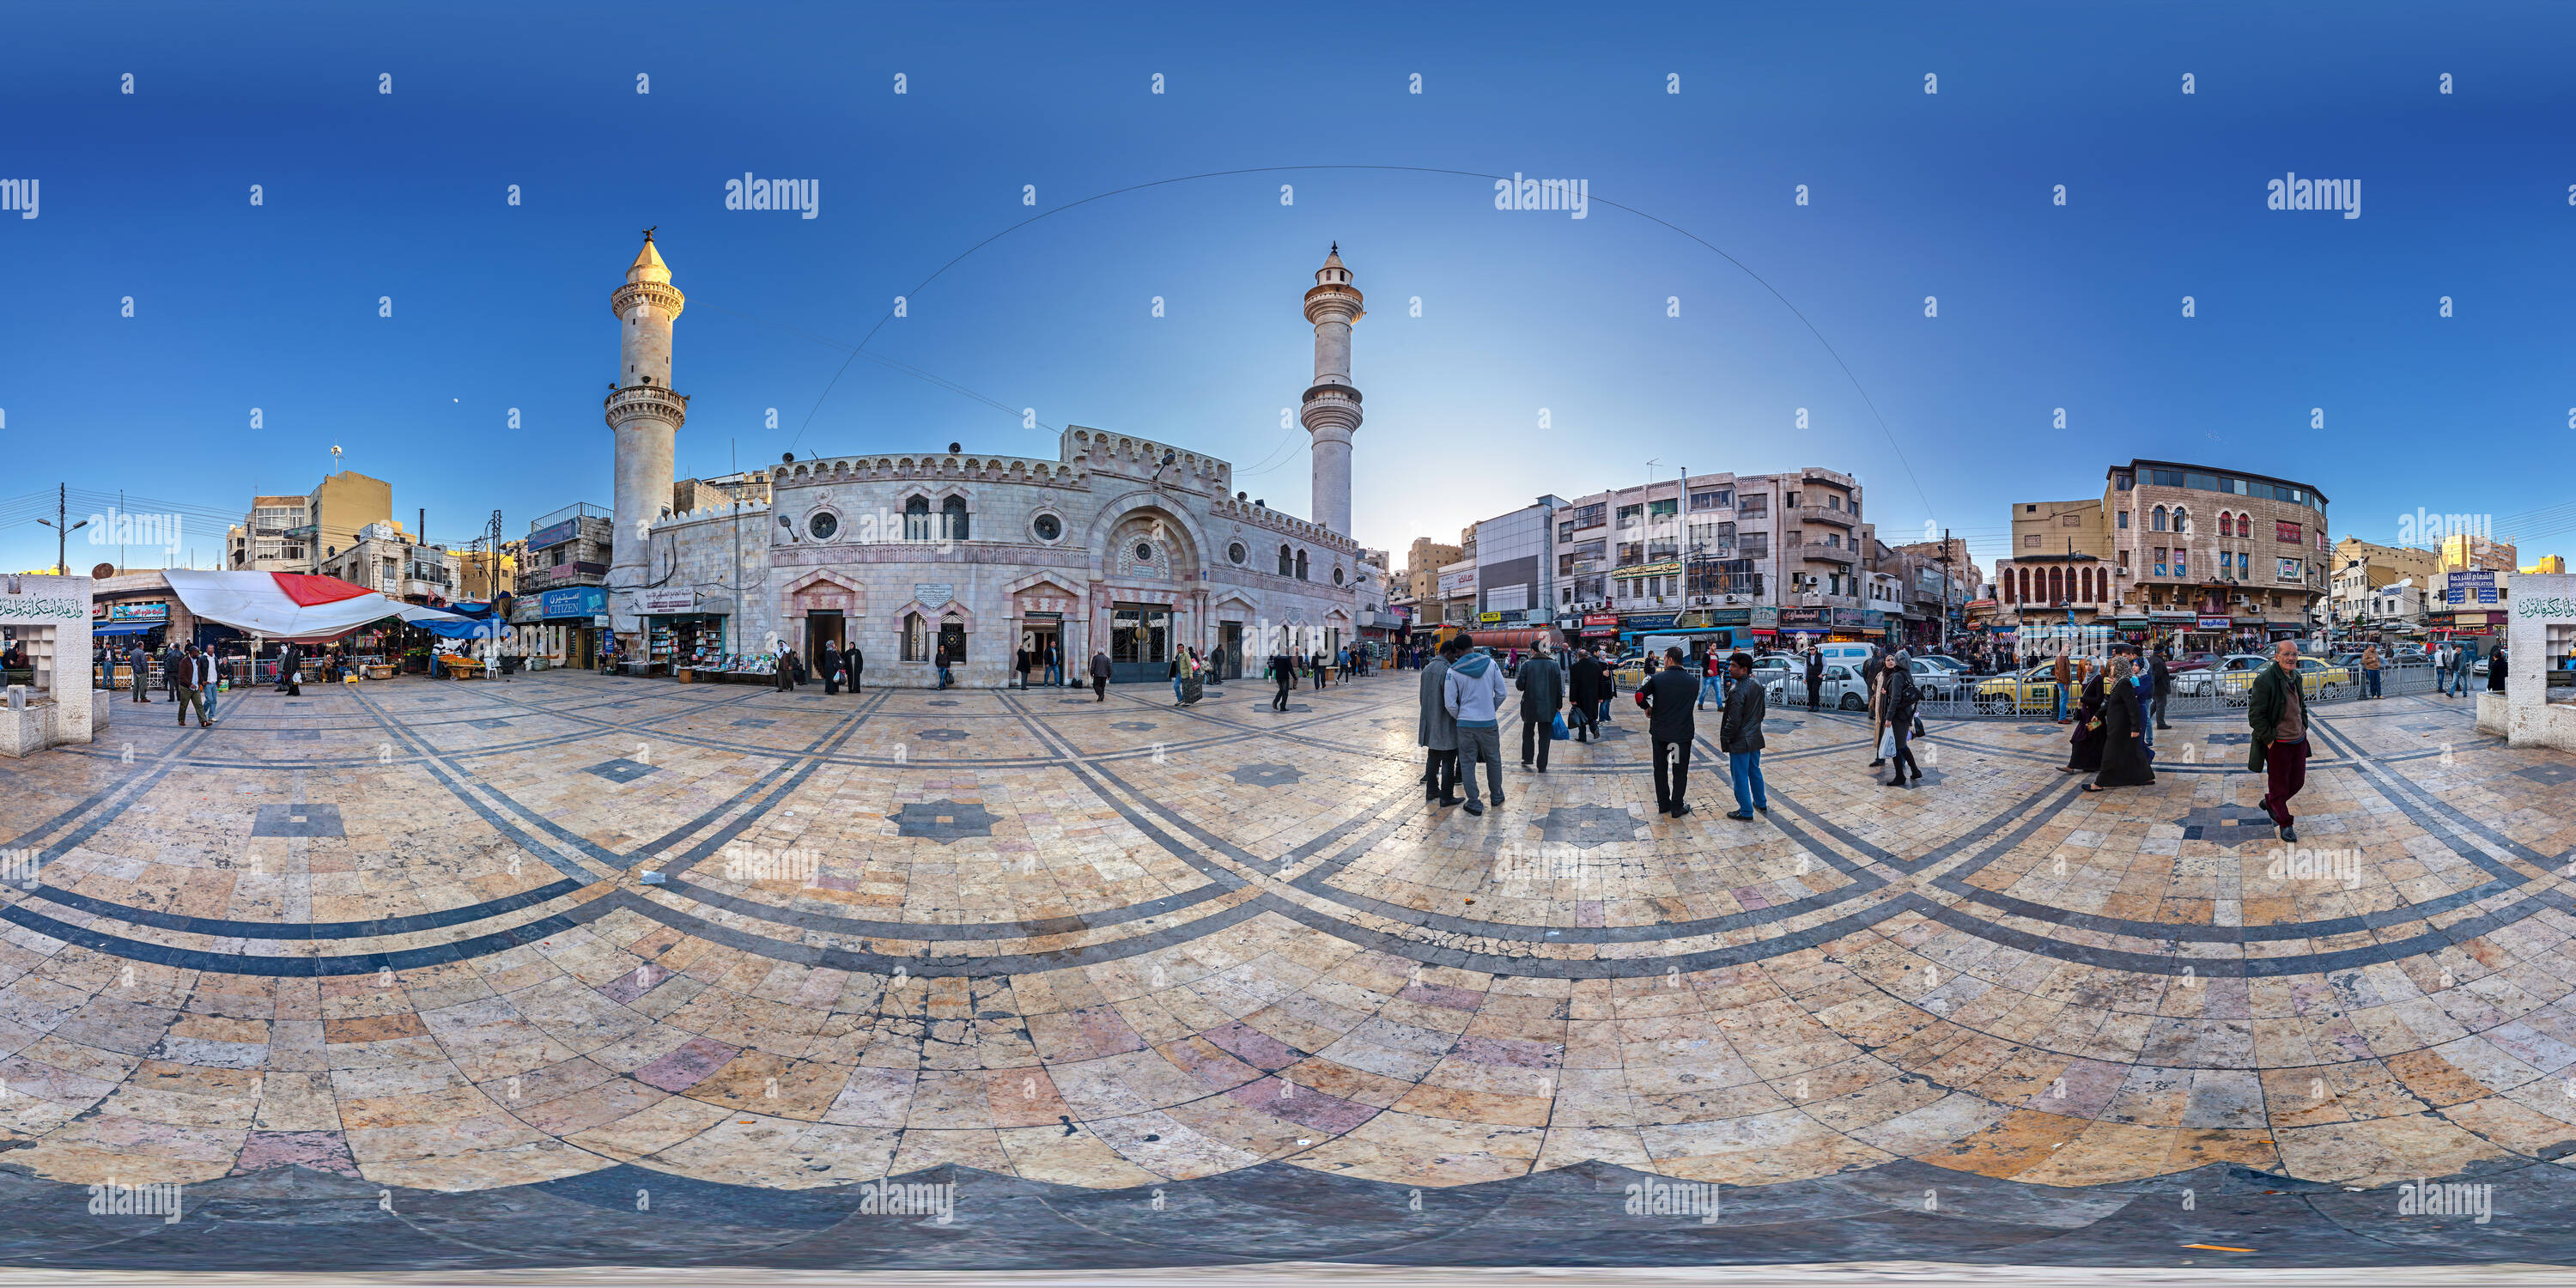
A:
1,671,2573,1268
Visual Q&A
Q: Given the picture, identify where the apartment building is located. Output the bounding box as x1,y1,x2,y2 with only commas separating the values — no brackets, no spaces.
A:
315,521,459,605
226,471,399,574
1996,460,2330,648
1546,466,1882,647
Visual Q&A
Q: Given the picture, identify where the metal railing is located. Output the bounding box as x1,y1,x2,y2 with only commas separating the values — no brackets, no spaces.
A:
1759,659,2460,723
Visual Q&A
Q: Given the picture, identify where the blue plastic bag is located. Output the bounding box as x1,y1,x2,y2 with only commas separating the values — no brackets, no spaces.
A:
1551,713,1569,740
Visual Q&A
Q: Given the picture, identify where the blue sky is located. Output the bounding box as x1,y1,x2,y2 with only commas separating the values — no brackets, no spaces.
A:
4,0,2573,578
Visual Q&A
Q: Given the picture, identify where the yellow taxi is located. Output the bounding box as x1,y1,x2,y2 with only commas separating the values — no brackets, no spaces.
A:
2203,653,2354,704
1972,663,2070,715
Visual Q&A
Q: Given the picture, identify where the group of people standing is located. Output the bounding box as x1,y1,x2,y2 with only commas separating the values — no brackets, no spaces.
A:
2056,644,2160,794
1413,633,1771,822
769,641,867,695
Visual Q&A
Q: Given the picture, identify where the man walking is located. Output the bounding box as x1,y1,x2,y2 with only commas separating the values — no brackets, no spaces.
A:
1515,641,1564,773
1090,647,1111,701
1269,647,1296,711
774,645,797,693
1719,651,1768,820
2361,642,2382,700
933,640,953,690
162,641,185,703
1418,635,1461,806
820,640,842,696
2248,639,2309,843
2052,647,2073,723
173,643,216,727
1015,642,1034,691
2149,647,2172,729
1566,646,1601,743
280,642,302,696
1442,634,1509,816
1697,648,1722,710
846,642,865,693
128,641,152,702
1804,645,1823,713
1636,647,1698,817
1044,641,1061,688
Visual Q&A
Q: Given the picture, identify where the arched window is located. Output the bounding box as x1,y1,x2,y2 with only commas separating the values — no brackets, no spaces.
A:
941,495,969,541
2048,566,2063,603
2151,506,2167,532
1296,550,1309,580
1278,544,1293,576
901,611,928,661
903,496,931,541
2218,513,2233,538
2172,507,2189,537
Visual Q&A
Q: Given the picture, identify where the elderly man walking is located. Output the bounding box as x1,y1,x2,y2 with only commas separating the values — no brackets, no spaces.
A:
1515,641,1564,774
2248,639,2310,843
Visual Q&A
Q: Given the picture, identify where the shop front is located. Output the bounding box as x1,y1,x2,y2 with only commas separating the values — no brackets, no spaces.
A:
1777,606,1826,643
535,586,608,671
1826,607,1868,643
1578,612,1621,643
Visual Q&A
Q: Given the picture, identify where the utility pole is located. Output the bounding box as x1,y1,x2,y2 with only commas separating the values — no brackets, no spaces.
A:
1937,526,1953,652
34,483,91,576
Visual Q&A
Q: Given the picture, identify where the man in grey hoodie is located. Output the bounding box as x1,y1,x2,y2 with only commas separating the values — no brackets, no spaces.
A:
1443,632,1511,815
1418,635,1462,805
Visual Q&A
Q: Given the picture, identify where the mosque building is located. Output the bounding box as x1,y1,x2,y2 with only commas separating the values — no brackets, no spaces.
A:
604,233,1375,686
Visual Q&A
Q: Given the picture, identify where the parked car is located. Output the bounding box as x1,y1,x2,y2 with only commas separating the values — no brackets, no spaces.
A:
1906,657,1969,700
1759,660,1871,710
1973,663,2069,715
2172,653,2354,702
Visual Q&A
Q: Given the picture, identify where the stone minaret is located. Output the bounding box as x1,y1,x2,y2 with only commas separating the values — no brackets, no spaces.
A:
605,230,687,631
1300,244,1363,537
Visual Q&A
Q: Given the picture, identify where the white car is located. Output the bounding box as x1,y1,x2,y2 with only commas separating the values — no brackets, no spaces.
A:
1760,660,1871,710
2171,653,2270,696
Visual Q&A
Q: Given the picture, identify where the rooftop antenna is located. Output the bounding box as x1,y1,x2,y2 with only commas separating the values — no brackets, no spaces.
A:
331,443,343,475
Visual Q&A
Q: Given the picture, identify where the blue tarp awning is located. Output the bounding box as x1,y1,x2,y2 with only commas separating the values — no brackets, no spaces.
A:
90,622,161,636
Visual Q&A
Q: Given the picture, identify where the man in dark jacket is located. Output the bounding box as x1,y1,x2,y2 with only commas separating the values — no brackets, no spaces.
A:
1804,646,1823,712
1514,642,1564,772
1718,652,1768,819
1635,646,1698,817
775,646,798,692
127,641,153,702
1270,649,1297,711
2488,644,2508,693
1090,648,1111,701
1418,636,1461,805
820,641,842,696
847,643,865,692
279,642,302,696
2148,648,2172,729
2246,639,2309,843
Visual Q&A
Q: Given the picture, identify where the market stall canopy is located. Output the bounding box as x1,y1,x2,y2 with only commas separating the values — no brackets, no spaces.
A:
399,603,511,640
160,570,418,641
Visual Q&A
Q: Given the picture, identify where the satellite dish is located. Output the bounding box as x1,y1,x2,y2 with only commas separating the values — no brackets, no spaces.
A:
91,562,115,580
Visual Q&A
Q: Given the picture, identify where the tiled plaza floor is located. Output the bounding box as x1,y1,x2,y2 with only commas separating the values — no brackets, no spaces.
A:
1,671,2573,1269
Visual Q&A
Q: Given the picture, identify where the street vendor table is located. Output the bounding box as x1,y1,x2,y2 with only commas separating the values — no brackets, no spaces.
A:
438,655,484,680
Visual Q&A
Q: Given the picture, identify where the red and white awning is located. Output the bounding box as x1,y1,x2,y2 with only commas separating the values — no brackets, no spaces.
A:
161,570,471,641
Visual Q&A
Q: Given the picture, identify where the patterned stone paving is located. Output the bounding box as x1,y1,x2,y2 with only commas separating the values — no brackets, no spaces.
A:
2,675,2573,1269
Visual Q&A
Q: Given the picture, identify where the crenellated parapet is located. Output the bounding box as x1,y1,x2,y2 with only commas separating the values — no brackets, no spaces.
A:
772,453,1084,488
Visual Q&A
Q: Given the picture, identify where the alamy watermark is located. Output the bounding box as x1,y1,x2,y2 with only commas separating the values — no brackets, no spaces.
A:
2266,172,2360,219
2395,508,2490,547
857,1179,954,1224
0,178,35,220
2397,1177,2493,1224
2264,846,2361,889
88,1179,183,1223
1625,1179,1720,1224
87,508,184,556
725,173,819,219
720,844,823,884
1493,173,1589,219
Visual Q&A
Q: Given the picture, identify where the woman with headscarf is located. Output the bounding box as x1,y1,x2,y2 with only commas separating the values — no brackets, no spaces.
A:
2060,664,2107,775
1881,651,1922,787
2087,655,2156,791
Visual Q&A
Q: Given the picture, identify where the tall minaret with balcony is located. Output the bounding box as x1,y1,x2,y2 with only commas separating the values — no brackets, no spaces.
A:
1301,244,1363,538
605,229,687,631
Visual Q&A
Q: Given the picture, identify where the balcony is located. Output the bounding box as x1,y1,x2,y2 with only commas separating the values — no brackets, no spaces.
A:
1798,505,1855,527
1795,542,1857,565
1794,592,1862,610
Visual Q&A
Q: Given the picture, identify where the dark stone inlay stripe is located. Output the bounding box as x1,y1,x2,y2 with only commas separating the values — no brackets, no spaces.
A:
26,878,586,941
0,901,581,976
